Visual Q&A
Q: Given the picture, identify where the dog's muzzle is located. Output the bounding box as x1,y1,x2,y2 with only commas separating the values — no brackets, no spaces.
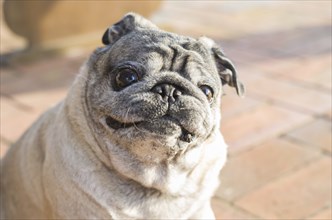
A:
105,83,196,143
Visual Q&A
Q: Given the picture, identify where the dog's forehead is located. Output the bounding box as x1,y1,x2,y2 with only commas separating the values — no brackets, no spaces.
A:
111,30,211,62
108,30,217,78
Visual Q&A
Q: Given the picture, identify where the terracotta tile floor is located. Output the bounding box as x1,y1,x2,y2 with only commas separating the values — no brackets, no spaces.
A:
1,1,331,219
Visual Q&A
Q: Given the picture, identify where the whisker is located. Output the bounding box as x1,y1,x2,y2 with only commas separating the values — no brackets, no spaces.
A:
132,121,148,134
123,107,132,128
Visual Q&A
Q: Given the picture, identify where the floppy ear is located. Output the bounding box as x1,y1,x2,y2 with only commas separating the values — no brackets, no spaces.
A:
212,46,245,97
199,37,245,97
102,12,158,45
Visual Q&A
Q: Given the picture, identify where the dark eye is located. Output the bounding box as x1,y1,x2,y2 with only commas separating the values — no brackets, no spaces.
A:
200,85,214,103
115,68,139,89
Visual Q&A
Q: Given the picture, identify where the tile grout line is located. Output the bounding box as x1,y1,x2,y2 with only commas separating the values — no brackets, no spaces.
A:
231,155,326,203
227,115,315,158
248,92,328,117
1,93,34,112
242,61,332,94
282,135,332,157
271,74,332,94
213,195,264,220
304,204,332,220
0,135,12,146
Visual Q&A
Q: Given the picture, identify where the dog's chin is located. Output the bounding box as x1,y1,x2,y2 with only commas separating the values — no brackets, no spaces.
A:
105,115,196,143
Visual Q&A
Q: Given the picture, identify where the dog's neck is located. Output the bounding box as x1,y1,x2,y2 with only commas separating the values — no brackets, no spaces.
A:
65,65,226,197
64,65,114,169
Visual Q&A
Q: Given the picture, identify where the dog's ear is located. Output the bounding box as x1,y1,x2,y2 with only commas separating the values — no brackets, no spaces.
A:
212,46,245,97
199,37,245,97
102,12,158,45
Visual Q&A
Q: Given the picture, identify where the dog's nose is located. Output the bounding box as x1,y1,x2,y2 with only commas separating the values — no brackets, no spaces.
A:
151,83,182,102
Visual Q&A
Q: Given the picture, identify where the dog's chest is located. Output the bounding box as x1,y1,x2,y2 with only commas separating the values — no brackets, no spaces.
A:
110,184,213,219
114,200,196,219
109,156,223,219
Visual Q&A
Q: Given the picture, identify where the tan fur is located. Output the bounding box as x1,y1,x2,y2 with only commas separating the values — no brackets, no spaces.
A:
1,13,244,219
1,65,227,219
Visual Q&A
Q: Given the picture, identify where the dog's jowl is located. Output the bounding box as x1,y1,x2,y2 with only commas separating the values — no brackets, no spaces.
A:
0,13,244,219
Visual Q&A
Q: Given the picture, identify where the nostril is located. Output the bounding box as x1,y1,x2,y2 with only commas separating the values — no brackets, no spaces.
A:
151,83,182,101
151,85,164,96
173,90,182,98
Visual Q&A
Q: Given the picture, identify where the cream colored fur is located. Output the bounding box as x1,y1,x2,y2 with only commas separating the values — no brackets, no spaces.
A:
1,65,227,219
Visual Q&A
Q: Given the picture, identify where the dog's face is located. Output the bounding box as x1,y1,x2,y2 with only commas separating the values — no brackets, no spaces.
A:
83,13,244,162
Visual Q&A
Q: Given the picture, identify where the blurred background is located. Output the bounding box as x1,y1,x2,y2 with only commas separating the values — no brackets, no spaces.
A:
1,1,331,219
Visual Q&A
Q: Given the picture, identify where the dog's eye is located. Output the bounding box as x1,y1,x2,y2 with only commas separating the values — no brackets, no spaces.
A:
115,68,139,89
199,85,214,103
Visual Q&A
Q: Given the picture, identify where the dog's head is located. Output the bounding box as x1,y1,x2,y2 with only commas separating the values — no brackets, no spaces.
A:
84,13,244,162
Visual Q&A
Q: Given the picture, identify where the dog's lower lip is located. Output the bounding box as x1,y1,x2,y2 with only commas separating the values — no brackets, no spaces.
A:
161,115,195,142
106,115,196,142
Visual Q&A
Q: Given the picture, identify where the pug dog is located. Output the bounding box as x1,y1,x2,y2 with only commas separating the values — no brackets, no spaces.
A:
0,13,244,219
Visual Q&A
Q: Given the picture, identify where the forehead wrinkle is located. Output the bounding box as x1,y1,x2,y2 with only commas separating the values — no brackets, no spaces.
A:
112,33,214,79
145,43,177,72
181,40,211,58
146,42,211,80
174,43,209,66
137,51,165,73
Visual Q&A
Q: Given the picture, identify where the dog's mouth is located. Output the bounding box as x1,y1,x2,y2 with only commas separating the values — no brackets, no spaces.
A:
105,116,136,130
105,115,195,143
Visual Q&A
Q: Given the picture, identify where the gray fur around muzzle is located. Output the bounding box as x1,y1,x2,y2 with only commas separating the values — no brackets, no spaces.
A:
85,12,245,148
105,82,195,143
